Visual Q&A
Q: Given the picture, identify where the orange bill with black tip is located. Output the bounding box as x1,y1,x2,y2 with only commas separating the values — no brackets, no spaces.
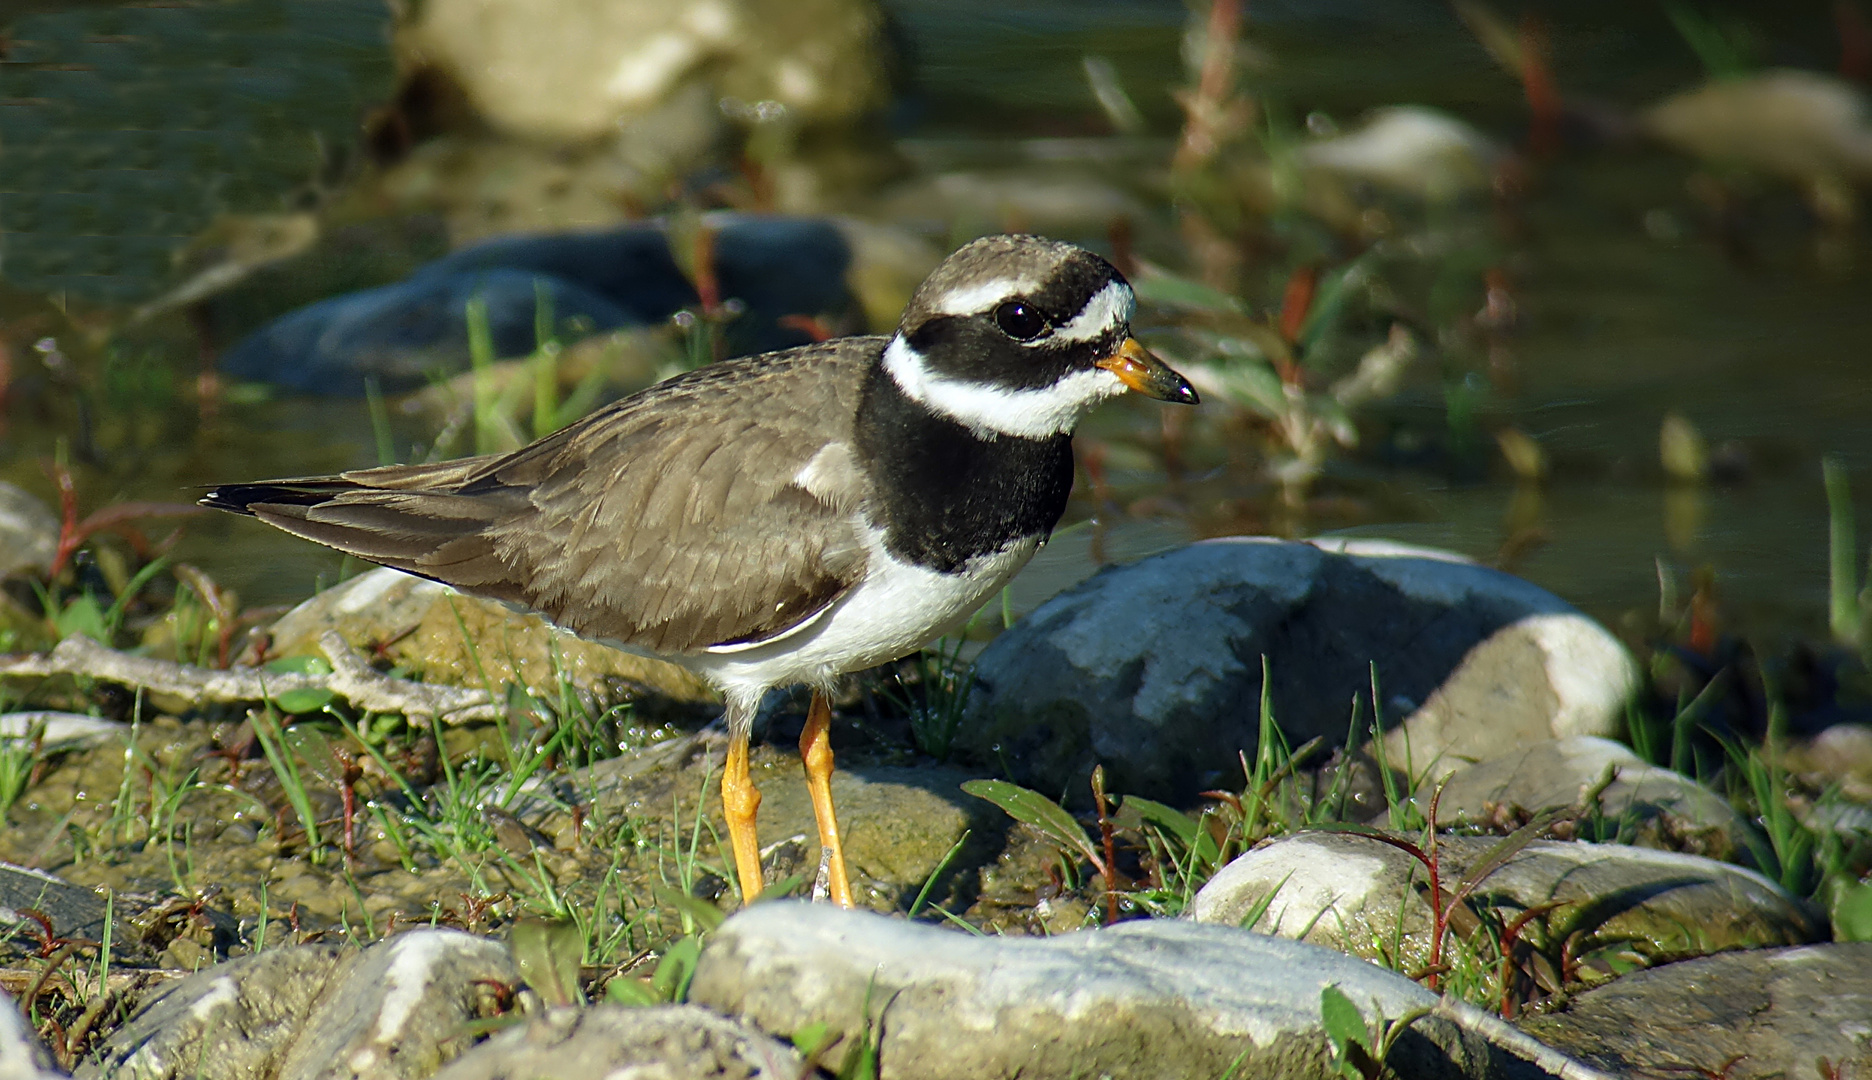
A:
1097,338,1200,405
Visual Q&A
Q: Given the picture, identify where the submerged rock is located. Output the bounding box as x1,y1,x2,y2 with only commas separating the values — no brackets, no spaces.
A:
1518,943,1872,1079
1429,737,1758,862
1187,832,1823,977
1297,106,1502,202
689,901,1601,1080
401,0,887,142
963,538,1637,805
221,217,860,396
431,1004,800,1080
264,567,711,708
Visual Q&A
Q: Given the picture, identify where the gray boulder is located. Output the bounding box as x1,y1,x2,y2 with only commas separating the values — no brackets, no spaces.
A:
1187,832,1823,977
689,901,1608,1080
431,1005,799,1080
1428,737,1758,862
963,538,1637,804
1518,943,1872,1079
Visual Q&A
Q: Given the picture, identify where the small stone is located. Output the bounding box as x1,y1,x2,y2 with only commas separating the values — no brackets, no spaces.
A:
0,484,58,582
963,538,1637,805
690,901,1598,1080
1518,943,1872,1079
1187,832,1823,977
275,928,518,1080
0,864,126,962
0,713,128,752
264,567,712,709
1429,737,1758,862
78,945,347,1080
431,1004,800,1080
1,989,63,1080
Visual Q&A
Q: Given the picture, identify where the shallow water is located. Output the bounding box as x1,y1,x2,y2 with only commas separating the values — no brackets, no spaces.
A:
2,0,1869,648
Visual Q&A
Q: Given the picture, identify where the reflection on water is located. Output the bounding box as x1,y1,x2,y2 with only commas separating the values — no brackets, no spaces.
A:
1,0,1868,647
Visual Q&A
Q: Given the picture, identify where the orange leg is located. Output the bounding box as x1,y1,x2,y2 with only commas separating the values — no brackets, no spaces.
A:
722,731,765,905
800,689,854,908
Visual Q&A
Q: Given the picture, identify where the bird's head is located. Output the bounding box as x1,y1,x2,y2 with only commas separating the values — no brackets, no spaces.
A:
883,235,1198,439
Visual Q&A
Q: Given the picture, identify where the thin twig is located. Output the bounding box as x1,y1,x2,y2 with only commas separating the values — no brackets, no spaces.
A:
0,632,499,723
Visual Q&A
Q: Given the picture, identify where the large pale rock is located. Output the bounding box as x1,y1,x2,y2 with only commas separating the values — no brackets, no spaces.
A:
1,990,62,1080
431,1004,800,1080
1519,943,1872,1079
963,538,1637,804
1297,106,1501,201
1429,737,1758,862
1188,832,1823,977
266,567,711,706
403,0,887,142
689,902,1604,1080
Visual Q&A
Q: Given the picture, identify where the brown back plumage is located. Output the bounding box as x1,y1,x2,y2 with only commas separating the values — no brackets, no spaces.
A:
207,339,882,654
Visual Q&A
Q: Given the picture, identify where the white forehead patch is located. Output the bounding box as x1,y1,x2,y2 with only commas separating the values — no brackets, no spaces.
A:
1051,280,1135,344
882,337,1128,439
929,276,1038,316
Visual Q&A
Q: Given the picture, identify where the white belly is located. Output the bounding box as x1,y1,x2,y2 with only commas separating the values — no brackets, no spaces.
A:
687,530,1040,706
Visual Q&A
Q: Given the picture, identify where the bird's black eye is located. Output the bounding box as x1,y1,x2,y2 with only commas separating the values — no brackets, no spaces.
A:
994,300,1049,341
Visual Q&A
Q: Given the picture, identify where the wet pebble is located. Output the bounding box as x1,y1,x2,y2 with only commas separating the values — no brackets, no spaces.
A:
1427,736,1758,862
1518,942,1872,1079
1187,832,1824,976
430,1004,799,1080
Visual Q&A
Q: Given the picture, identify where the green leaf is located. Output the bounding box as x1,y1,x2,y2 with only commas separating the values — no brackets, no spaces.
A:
652,935,702,1003
1130,265,1246,315
271,687,336,715
1122,795,1199,847
1319,984,1370,1052
603,976,658,1006
1833,880,1872,942
961,779,1100,869
790,1021,832,1058
266,655,334,676
509,918,586,1007
56,595,110,643
650,886,726,932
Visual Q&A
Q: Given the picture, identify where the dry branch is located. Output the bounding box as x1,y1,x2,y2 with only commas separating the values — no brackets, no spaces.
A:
0,632,499,723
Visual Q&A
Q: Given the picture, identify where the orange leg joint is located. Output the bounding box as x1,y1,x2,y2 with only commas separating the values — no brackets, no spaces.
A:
722,732,765,905
800,690,854,908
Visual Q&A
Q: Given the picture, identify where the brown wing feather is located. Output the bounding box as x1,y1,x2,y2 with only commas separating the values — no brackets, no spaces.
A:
210,339,883,654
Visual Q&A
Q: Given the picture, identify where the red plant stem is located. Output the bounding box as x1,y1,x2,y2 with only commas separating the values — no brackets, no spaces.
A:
1174,0,1244,171
693,226,721,318
1092,766,1120,923
47,461,80,578
1519,13,1561,158
1424,780,1449,991
1277,264,1318,347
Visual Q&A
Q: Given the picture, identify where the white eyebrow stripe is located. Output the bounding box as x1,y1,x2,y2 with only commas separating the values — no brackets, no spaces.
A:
929,276,1039,316
881,336,1127,439
1050,280,1134,343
